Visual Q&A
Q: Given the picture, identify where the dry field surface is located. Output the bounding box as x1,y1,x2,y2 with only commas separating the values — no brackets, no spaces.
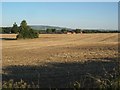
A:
0,34,17,39
1,33,119,87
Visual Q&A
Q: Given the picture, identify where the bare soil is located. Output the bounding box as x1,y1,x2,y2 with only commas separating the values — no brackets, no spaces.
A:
1,33,119,87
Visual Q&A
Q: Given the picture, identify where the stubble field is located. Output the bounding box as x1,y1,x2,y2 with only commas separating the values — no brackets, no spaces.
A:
1,33,119,87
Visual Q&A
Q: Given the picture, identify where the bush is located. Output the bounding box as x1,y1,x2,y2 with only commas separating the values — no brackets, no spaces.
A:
61,28,68,33
2,79,39,88
75,29,81,33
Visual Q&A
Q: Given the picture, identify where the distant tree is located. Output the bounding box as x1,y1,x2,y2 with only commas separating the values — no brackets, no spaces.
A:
11,22,19,34
61,28,67,33
2,27,11,34
0,28,2,34
38,30,46,34
52,29,56,33
75,29,81,33
46,29,52,33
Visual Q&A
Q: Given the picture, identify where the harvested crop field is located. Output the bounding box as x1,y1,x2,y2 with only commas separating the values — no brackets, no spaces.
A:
1,33,119,87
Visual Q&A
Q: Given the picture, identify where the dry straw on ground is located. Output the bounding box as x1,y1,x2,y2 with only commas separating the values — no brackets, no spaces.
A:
2,33,119,88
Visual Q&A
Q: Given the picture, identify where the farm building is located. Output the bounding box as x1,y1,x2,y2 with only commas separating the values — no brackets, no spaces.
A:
66,30,76,34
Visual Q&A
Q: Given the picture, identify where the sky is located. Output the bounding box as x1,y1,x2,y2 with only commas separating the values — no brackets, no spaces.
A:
1,2,118,30
1,0,120,2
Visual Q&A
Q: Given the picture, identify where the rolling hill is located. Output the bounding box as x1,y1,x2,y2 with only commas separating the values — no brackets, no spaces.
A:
30,25,70,30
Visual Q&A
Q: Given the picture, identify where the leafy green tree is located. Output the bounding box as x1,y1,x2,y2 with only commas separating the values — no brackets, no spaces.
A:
52,29,56,33
2,27,11,34
20,20,27,29
75,29,81,33
0,27,2,34
11,22,19,34
17,20,39,39
46,29,52,33
61,28,67,33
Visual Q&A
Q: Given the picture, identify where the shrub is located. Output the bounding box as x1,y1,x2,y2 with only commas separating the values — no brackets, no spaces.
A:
61,28,68,33
74,29,81,33
86,65,120,89
2,79,39,88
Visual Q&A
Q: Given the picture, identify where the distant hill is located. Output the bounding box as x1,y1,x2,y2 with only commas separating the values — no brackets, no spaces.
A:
0,25,119,34
30,25,70,30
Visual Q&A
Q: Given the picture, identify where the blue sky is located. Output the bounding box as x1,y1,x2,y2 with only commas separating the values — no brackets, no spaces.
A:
2,2,118,30
1,0,119,2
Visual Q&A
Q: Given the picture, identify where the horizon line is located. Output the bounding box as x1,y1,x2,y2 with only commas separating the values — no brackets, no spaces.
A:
0,25,118,30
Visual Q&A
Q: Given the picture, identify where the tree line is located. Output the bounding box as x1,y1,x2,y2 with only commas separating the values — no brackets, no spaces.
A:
1,20,39,39
1,20,119,35
1,27,82,34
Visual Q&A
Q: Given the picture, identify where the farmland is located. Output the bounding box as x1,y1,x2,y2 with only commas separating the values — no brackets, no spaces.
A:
1,33,119,88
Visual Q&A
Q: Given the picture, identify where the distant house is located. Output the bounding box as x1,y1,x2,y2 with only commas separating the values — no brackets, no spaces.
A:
72,32,76,34
66,32,72,34
66,30,76,34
